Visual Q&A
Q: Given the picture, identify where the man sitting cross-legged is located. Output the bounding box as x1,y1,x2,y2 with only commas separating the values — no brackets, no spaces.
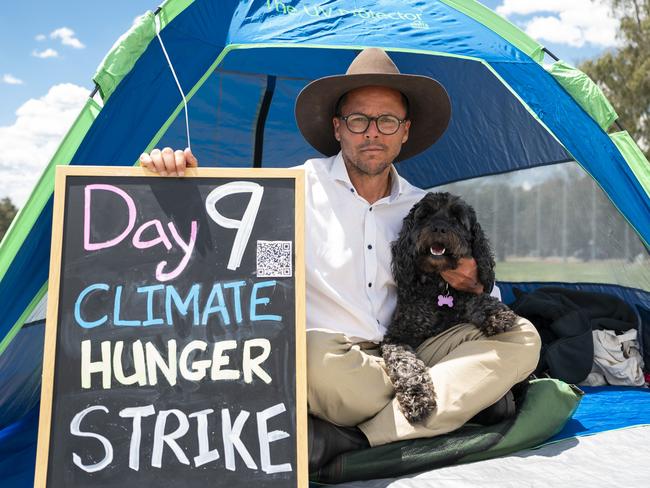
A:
140,48,541,473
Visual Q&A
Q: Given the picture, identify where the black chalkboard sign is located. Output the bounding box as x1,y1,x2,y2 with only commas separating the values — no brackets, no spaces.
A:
36,166,306,487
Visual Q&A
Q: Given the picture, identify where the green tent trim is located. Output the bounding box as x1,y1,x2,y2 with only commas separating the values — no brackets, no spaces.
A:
0,283,47,356
610,130,650,200
547,60,618,131
93,0,195,102
438,0,545,63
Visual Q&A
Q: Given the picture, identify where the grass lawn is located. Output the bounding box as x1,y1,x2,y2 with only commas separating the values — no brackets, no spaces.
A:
495,259,650,291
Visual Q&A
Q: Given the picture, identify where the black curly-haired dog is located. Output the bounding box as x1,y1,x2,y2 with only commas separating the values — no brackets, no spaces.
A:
381,192,518,424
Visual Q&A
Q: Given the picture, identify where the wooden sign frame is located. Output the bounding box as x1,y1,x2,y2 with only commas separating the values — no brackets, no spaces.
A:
35,165,307,487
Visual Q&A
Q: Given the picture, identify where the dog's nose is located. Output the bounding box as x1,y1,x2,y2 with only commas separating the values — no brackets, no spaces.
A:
432,226,446,234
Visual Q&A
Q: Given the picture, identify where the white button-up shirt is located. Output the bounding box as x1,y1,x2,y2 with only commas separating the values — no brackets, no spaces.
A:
303,152,425,342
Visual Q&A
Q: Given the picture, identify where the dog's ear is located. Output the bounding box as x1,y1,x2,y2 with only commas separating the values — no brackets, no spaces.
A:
392,202,419,286
468,207,496,293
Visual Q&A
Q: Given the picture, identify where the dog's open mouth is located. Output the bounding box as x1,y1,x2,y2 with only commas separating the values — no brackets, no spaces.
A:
429,244,446,256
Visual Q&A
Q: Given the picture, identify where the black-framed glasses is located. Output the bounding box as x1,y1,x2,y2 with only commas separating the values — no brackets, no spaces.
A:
338,113,407,135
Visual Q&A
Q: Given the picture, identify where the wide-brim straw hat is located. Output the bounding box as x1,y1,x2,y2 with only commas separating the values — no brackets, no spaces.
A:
295,48,451,161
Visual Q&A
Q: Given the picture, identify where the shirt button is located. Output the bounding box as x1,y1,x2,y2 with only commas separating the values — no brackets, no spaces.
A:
369,207,373,212
350,188,355,193
368,282,372,288
367,244,373,250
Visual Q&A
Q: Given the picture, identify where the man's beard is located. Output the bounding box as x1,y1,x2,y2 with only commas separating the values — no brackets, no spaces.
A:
342,143,395,177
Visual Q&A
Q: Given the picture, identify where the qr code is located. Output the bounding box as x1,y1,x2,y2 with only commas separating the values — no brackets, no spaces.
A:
256,240,292,277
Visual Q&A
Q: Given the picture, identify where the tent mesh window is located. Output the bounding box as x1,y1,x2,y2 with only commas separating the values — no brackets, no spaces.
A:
433,162,650,292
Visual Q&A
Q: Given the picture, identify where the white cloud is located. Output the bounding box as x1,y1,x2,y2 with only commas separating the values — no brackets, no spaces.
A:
32,48,59,59
50,27,85,49
0,84,90,206
2,74,23,85
525,16,585,47
35,34,46,41
497,0,574,16
496,0,620,48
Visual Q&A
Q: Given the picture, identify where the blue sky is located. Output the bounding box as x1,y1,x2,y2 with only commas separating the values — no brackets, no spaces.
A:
0,1,150,127
0,0,620,206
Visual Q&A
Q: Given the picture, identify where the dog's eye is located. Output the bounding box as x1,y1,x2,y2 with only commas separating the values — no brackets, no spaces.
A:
450,206,471,230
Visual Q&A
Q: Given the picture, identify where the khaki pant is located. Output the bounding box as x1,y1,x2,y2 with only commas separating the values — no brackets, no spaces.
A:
307,317,541,446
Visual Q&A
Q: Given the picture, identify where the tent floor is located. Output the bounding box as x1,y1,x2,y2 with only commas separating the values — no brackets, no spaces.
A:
330,425,650,487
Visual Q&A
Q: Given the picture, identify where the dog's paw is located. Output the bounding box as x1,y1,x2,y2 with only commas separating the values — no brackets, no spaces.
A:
395,373,437,423
481,309,518,336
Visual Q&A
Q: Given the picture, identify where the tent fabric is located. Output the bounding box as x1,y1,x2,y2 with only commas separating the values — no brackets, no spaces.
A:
0,404,39,488
499,282,650,317
93,11,158,101
437,0,544,62
610,130,650,198
0,324,44,430
0,202,52,357
93,0,196,102
546,60,618,131
0,323,43,486
547,386,650,442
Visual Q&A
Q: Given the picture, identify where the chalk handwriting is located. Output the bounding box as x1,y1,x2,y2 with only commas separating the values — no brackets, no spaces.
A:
80,338,273,389
83,184,197,282
70,403,292,473
74,280,281,329
205,182,263,271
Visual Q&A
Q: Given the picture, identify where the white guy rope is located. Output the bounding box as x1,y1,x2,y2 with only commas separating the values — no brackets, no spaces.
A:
155,14,192,151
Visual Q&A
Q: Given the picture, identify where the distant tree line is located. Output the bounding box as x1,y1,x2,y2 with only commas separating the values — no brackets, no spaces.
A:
0,197,18,242
440,163,647,263
580,0,650,157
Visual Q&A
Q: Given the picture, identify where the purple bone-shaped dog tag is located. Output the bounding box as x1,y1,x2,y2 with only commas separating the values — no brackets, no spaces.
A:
437,294,454,308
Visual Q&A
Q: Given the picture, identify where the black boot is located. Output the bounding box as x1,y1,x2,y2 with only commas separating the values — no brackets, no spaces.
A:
308,415,369,472
468,389,516,426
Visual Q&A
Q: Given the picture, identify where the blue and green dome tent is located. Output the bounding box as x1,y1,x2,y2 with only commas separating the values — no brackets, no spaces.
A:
0,0,649,485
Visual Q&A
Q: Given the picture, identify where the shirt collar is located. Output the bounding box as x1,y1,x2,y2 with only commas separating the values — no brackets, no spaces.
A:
330,152,353,187
330,152,404,202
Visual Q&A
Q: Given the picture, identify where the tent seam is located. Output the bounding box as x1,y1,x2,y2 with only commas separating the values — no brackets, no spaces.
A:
0,282,47,357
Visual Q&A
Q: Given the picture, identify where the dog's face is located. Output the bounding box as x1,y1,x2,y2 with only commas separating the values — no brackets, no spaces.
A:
392,192,495,291
410,193,473,274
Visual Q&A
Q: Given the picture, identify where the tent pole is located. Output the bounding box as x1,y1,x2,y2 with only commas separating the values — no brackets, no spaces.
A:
536,185,541,258
542,47,560,61
561,177,568,262
253,75,277,168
